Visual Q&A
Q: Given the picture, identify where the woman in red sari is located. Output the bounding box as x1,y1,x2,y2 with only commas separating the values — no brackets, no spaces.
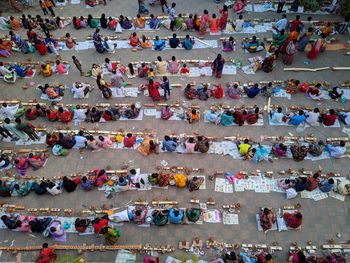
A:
35,243,57,263
129,32,140,47
57,107,73,123
199,9,210,35
147,79,161,101
218,5,228,31
307,33,327,60
33,35,48,56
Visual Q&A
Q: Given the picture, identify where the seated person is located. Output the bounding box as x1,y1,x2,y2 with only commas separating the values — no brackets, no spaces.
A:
149,14,160,29
306,172,320,191
180,64,189,74
197,85,210,100
325,141,346,158
122,104,140,119
270,107,284,124
129,32,140,47
238,139,251,157
288,110,305,126
227,83,242,99
169,33,180,48
58,132,76,149
28,152,46,170
71,82,93,99
319,178,334,192
91,216,109,234
290,144,308,162
116,176,129,192
132,207,147,225
133,14,145,28
138,63,149,78
308,140,324,157
186,208,201,222
63,176,80,193
123,133,136,148
321,109,337,126
46,133,58,147
243,83,260,98
91,64,102,78
153,36,165,51
328,86,344,100
119,15,133,29
155,56,167,75
81,176,94,191
273,143,287,157
259,208,276,232
186,108,199,124
25,107,38,120
31,181,48,195
184,84,197,99
96,136,113,148
160,106,173,120
205,109,219,123
185,137,196,153
1,215,21,229
187,176,204,191
75,218,90,233
41,63,52,77
242,36,265,53
140,35,152,49
46,181,63,195
57,107,73,123
85,107,101,123
221,110,234,126
152,210,169,226
251,145,271,163
278,178,292,190
339,111,350,125
169,208,183,224
12,182,32,197
305,108,320,125
195,136,210,153
222,36,236,52
245,107,260,125
283,211,303,229
162,136,177,152
293,177,308,192
307,83,325,101
337,179,350,195
92,169,108,187
55,60,67,75
182,35,194,50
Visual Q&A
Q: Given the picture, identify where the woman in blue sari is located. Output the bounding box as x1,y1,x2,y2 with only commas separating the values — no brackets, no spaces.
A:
182,35,194,50
93,28,105,53
221,110,234,126
9,31,29,54
252,145,271,163
149,14,160,29
297,27,313,51
153,36,165,51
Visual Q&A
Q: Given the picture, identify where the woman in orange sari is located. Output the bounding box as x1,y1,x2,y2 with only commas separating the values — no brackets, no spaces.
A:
9,16,21,31
133,14,145,29
0,39,12,58
199,9,210,35
137,136,159,156
35,243,57,263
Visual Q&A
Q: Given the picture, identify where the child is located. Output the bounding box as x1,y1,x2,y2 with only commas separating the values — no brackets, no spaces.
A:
72,56,83,75
39,0,48,16
187,108,199,123
181,64,189,74
147,68,155,79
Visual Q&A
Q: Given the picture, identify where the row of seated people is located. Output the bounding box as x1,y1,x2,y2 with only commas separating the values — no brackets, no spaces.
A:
205,107,261,126
21,103,140,123
129,32,195,50
39,60,69,77
0,167,204,198
270,107,350,126
238,138,348,162
259,207,303,232
0,62,35,82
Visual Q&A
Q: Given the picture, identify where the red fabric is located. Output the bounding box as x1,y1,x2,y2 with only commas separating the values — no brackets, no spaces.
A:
181,67,189,74
92,218,108,234
246,113,258,125
35,42,48,55
57,111,73,123
283,212,302,228
47,111,57,121
123,136,136,148
307,87,320,96
148,83,161,101
290,20,301,32
26,109,37,119
233,111,245,126
322,114,337,126
73,178,81,185
103,113,112,121
306,177,319,191
299,83,309,93
212,84,224,99
35,248,57,263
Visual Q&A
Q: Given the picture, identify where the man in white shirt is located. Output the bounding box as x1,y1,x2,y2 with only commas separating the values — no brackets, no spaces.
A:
270,107,284,124
234,15,244,32
0,62,12,76
273,14,288,32
305,108,320,125
71,82,93,99
0,103,19,120
73,106,87,122
74,130,87,149
46,181,63,196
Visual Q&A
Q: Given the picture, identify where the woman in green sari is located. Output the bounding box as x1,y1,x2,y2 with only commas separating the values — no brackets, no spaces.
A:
100,226,120,245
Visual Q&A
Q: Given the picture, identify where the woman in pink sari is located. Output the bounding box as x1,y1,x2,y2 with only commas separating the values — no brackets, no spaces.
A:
168,56,180,74
233,0,245,13
15,157,29,176
307,33,327,60
218,5,228,31
28,153,47,170
199,9,210,35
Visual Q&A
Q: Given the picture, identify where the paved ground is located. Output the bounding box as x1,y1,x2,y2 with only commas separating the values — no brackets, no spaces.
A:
0,0,350,262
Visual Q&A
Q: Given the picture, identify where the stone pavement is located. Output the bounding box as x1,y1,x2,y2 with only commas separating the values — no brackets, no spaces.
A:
0,0,350,262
